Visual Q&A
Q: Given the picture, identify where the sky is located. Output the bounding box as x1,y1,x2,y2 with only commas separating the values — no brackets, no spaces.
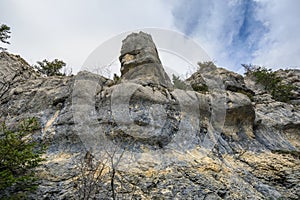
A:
1,0,299,76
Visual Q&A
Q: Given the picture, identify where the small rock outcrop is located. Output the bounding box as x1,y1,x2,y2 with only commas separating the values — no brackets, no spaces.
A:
187,62,254,95
0,32,299,199
119,32,173,88
245,70,300,151
0,52,38,100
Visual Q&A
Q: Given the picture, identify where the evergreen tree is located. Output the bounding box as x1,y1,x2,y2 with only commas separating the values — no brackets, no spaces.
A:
0,118,45,199
0,24,10,44
0,24,11,50
242,64,295,102
35,59,66,76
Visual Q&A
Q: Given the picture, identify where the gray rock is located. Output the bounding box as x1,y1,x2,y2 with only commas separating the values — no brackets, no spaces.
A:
119,32,173,88
245,69,300,150
1,33,299,200
215,67,252,94
185,71,207,92
0,52,38,100
223,91,255,140
187,62,254,96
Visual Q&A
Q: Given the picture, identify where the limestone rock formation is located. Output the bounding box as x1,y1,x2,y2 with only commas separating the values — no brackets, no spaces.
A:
245,70,300,151
0,33,299,199
187,62,254,96
0,52,38,100
119,32,173,88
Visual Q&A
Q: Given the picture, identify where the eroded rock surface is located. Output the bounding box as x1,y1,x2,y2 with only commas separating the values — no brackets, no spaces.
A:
0,52,38,100
119,32,173,88
0,33,299,199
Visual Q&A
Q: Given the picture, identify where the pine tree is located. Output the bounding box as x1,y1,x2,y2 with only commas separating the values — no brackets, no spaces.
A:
0,118,45,199
35,59,66,76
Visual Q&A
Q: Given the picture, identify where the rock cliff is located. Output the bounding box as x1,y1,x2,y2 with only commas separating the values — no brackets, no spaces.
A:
0,32,299,199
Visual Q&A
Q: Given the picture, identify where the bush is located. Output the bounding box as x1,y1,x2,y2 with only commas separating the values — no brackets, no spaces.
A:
242,64,295,103
0,118,44,199
198,61,216,71
191,83,208,93
172,74,188,90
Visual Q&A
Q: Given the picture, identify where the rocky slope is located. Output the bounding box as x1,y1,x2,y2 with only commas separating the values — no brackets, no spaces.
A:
0,32,299,199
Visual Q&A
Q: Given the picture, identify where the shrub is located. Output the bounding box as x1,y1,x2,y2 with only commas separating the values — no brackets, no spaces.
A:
0,118,44,199
113,73,120,83
191,83,208,93
172,74,188,90
242,64,295,103
198,61,216,71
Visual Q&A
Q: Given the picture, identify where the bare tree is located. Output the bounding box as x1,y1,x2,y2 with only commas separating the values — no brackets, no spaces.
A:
75,150,109,200
74,139,139,200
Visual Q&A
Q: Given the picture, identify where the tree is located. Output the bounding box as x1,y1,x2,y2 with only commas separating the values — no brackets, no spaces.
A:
0,24,11,50
34,59,66,76
74,139,140,199
0,24,11,45
0,118,45,199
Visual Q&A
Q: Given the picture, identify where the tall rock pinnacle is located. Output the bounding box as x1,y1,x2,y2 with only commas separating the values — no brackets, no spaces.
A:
119,31,172,88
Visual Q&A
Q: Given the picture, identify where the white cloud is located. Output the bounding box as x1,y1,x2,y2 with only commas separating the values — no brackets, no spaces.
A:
253,0,300,69
0,0,175,73
172,0,300,72
1,0,299,75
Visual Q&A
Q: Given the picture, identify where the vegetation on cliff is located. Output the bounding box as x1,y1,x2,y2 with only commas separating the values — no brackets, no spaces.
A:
34,59,68,76
243,64,295,102
0,24,10,45
0,118,44,199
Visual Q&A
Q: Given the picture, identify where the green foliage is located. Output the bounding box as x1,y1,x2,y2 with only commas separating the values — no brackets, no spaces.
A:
172,74,188,90
0,118,45,199
34,59,66,76
113,73,120,83
191,84,208,93
0,24,11,51
242,64,295,103
0,24,11,45
236,89,254,102
271,83,295,103
198,61,216,70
